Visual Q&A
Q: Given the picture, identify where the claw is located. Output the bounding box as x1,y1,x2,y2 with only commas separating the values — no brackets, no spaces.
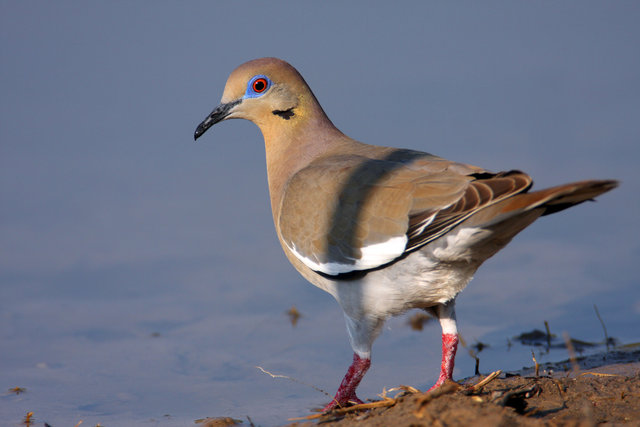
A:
323,393,364,411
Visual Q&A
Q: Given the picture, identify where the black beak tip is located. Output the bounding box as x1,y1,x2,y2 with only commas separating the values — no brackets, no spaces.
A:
194,123,208,141
194,99,240,142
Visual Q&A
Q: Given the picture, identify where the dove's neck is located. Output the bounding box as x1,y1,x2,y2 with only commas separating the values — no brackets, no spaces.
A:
259,103,356,223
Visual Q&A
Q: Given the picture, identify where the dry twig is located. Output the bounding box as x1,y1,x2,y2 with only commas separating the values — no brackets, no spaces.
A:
467,370,502,392
593,304,610,352
23,412,34,427
459,334,481,375
289,398,396,421
532,350,539,377
256,366,329,397
562,332,581,374
544,321,552,349
580,371,621,377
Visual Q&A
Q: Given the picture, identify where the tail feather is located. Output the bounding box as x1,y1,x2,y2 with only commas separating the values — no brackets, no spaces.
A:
468,179,618,228
535,179,619,216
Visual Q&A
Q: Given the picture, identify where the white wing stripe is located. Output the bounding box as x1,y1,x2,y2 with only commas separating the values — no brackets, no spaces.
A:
286,236,407,275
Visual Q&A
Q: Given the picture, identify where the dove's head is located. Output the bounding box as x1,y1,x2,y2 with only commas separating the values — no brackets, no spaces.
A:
194,57,327,140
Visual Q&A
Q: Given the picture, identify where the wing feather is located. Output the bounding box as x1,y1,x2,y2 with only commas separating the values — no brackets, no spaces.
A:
278,150,532,275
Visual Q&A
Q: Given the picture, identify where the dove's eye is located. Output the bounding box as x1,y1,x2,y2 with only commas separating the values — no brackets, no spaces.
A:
252,78,268,93
245,75,272,98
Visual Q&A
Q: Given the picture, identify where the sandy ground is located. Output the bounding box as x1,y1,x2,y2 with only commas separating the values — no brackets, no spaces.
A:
274,348,640,427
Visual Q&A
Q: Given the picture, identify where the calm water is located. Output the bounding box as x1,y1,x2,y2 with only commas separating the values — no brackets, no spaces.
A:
2,2,639,426
1,234,638,426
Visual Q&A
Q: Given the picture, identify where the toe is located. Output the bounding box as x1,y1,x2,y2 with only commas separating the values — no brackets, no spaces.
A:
322,393,363,411
348,395,364,405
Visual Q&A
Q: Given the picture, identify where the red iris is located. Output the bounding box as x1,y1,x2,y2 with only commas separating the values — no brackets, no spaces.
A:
252,78,268,93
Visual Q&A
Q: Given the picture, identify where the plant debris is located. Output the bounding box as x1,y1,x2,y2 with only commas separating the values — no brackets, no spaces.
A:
286,305,302,327
8,386,27,395
406,312,433,331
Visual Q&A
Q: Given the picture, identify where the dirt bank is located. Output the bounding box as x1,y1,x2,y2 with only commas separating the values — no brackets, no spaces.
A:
285,349,640,427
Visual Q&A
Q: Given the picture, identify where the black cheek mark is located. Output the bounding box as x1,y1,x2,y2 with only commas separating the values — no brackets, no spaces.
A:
272,108,295,120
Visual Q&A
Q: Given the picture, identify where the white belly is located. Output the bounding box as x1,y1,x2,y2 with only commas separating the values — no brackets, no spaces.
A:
323,227,492,320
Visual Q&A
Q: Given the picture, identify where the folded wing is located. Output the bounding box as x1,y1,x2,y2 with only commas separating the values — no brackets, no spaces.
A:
278,151,532,275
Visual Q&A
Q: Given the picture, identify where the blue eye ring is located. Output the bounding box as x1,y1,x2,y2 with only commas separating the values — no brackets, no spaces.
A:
245,75,272,98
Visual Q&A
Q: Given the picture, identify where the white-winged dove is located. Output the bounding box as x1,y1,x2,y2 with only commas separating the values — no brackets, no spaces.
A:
194,58,617,411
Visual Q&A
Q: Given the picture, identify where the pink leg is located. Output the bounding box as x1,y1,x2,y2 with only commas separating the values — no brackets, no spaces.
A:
323,353,371,411
427,332,459,391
